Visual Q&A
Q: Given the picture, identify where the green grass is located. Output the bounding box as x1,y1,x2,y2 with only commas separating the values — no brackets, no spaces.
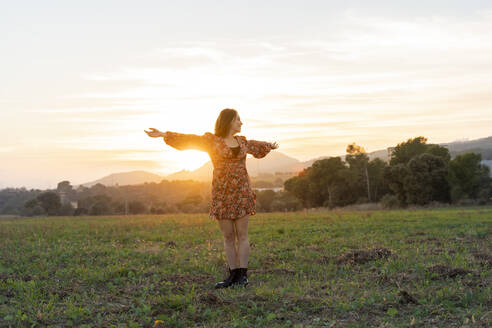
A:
0,208,491,327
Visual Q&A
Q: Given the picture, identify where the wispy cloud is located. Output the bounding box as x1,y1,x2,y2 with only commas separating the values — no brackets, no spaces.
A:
0,147,15,153
72,11,492,158
3,9,492,188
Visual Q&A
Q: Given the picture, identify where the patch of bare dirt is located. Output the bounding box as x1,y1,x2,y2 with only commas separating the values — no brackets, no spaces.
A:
472,252,491,266
337,247,393,265
251,268,296,275
426,264,475,280
233,293,269,303
394,270,419,283
398,290,419,305
0,272,9,282
165,241,177,248
134,244,161,254
424,247,443,255
424,237,443,246
316,255,333,264
197,291,231,305
369,267,421,289
162,273,214,286
0,272,36,282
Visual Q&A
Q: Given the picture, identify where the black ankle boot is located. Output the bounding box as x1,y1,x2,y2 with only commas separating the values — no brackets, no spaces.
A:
214,268,239,289
233,268,249,287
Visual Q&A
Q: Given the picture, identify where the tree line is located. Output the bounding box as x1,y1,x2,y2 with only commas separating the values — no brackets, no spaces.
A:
1,175,298,217
284,136,492,208
1,135,490,217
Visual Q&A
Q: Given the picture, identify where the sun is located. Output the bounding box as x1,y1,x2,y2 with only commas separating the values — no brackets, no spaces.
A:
172,150,211,171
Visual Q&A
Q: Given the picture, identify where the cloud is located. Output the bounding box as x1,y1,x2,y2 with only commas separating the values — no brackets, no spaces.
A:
4,10,492,186
84,11,492,104
0,147,15,153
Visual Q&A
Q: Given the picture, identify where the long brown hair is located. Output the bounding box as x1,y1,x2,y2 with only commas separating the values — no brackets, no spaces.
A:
214,108,238,138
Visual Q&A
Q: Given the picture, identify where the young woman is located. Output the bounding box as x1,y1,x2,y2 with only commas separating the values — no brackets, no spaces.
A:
144,108,279,288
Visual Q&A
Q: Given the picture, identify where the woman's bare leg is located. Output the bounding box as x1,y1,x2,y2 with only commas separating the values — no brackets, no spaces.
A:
217,219,238,269
234,214,250,268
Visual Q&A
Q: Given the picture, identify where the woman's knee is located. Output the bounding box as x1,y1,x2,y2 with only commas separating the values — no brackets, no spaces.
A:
236,231,249,243
234,215,249,240
222,231,236,244
218,219,235,243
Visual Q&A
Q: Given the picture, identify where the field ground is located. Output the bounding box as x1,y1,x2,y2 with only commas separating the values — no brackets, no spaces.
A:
0,207,491,327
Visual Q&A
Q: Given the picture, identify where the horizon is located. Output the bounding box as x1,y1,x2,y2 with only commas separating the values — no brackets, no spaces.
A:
2,1,492,189
3,134,491,190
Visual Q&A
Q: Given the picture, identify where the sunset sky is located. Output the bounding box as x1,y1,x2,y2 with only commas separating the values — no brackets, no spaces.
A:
1,1,492,189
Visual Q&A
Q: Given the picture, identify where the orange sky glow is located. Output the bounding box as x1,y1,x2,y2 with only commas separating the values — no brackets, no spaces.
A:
1,2,491,189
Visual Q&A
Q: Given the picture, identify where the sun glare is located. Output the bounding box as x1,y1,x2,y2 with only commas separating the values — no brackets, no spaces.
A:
171,150,211,171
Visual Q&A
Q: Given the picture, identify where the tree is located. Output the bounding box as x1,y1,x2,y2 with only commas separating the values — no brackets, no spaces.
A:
390,137,429,166
77,194,113,215
284,170,313,208
256,190,276,212
346,143,370,201
308,157,352,208
74,207,89,216
90,200,112,215
274,177,284,186
427,144,451,163
90,183,107,196
179,194,203,207
390,136,450,166
285,157,357,208
23,198,46,216
57,181,73,193
367,158,389,202
56,180,76,203
36,191,62,216
59,202,75,216
448,153,491,202
404,153,450,205
384,164,411,205
270,191,303,211
129,200,146,214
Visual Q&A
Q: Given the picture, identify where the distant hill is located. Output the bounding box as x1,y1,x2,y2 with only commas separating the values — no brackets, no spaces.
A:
442,136,492,160
159,151,303,182
77,170,165,188
79,136,492,186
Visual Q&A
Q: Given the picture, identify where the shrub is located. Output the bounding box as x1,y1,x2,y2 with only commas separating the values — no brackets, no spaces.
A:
74,207,89,216
380,194,399,209
23,204,46,217
129,200,146,214
59,202,75,216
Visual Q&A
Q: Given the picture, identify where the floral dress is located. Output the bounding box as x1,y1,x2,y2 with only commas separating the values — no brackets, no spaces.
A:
163,131,273,220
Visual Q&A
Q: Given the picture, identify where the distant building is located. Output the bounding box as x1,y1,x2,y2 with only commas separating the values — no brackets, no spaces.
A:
58,191,68,204
58,191,77,208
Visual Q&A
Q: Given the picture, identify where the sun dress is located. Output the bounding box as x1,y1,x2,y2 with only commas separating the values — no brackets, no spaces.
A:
163,131,273,220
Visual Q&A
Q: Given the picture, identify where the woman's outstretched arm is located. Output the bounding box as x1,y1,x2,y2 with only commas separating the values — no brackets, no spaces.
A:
239,136,279,159
144,128,213,152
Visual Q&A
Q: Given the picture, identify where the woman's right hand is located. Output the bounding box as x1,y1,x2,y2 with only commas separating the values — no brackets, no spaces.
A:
144,128,166,138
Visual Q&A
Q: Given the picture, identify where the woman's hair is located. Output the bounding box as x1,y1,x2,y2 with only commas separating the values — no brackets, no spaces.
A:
214,108,238,137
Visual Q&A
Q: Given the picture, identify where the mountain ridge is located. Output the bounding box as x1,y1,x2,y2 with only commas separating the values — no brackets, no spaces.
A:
77,135,492,187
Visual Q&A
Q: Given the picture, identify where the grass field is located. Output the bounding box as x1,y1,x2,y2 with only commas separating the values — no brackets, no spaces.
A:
0,207,491,327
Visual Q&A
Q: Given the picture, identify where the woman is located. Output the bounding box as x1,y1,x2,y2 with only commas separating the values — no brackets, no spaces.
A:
144,108,279,289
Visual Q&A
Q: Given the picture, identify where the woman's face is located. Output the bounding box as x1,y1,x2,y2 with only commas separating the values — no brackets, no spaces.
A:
229,114,242,135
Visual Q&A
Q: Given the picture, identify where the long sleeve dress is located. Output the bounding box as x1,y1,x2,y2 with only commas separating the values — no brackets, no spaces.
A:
163,131,273,220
